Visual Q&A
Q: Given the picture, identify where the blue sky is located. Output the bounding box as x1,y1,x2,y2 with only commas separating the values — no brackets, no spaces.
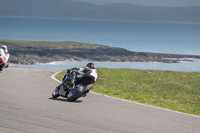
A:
75,0,200,7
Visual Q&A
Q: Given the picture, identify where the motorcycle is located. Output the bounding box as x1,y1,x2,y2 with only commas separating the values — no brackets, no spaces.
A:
52,70,94,102
0,48,9,72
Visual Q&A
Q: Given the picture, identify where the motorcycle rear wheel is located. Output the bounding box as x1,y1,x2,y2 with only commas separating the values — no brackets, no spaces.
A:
67,84,85,102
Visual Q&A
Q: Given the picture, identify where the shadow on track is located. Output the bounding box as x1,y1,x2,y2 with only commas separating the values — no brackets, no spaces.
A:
49,97,83,103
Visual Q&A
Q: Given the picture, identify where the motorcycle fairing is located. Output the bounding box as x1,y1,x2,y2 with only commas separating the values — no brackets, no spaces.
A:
0,58,3,65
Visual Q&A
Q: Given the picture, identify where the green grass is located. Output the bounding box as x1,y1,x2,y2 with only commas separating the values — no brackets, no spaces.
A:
56,68,200,116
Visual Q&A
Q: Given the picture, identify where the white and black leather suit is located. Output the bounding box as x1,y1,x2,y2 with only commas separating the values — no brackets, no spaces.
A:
61,67,98,94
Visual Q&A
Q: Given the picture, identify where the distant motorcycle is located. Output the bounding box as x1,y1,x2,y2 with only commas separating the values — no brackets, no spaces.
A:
52,70,94,102
0,48,9,72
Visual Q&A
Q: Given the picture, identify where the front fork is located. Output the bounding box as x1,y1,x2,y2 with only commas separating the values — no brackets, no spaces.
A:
57,84,69,97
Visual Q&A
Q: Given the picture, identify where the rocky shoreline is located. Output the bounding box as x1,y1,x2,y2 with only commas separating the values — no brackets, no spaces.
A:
1,39,200,65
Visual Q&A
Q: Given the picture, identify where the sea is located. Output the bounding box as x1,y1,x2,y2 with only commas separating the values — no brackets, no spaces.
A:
0,17,200,72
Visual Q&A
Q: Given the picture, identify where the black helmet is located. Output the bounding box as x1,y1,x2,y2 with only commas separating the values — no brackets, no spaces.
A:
86,63,95,69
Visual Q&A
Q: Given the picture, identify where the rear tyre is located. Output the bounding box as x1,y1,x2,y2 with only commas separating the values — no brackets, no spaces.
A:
67,84,85,102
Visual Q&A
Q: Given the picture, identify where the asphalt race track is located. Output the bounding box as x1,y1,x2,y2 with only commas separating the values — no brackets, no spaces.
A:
0,67,200,133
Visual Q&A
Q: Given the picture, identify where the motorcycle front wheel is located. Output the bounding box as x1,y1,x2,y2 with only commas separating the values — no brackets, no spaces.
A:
52,87,59,98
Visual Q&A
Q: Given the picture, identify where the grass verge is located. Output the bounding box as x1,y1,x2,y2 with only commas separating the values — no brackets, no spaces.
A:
56,68,200,116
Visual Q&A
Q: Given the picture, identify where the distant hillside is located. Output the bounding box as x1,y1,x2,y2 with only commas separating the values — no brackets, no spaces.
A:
0,0,200,23
1,39,200,64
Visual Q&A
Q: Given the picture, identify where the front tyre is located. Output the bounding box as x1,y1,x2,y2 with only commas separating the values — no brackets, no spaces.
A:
52,88,59,98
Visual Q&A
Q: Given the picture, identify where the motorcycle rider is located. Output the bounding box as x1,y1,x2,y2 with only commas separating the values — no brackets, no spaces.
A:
0,45,10,71
58,63,98,96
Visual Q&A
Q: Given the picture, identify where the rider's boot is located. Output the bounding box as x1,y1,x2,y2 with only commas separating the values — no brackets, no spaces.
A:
82,90,89,97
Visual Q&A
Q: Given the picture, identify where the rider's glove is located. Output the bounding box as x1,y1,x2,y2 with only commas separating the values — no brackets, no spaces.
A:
68,82,74,87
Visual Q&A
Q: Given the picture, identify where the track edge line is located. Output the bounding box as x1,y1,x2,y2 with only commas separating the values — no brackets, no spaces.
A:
51,71,200,118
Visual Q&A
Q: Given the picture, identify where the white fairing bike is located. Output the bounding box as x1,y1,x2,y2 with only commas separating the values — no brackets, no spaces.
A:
0,48,9,71
52,69,97,102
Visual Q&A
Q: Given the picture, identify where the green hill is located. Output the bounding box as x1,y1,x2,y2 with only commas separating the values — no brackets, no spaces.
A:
0,0,200,23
